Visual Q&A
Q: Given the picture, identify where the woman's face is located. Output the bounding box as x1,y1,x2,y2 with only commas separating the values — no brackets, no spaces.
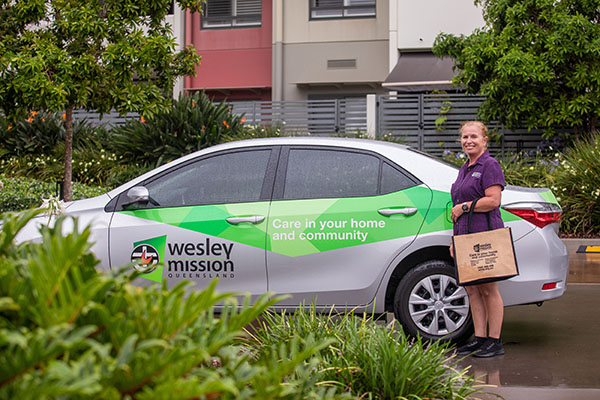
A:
461,125,487,158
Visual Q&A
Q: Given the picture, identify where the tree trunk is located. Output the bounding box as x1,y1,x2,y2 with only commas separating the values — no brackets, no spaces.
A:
63,106,74,202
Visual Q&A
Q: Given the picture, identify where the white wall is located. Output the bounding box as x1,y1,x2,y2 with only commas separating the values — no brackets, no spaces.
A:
165,4,186,98
396,0,485,50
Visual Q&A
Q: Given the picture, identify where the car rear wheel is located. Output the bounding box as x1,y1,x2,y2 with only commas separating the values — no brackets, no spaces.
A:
393,260,473,343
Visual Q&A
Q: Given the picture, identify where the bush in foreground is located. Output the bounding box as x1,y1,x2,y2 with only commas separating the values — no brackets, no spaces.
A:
0,211,346,399
247,307,484,399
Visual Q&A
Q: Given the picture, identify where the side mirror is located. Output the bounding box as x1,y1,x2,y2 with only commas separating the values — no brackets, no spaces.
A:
126,186,150,203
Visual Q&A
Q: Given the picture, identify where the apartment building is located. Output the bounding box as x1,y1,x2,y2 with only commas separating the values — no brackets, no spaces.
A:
384,0,484,93
177,0,484,101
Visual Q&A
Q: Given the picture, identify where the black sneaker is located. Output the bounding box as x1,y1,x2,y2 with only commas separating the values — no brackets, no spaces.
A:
456,336,486,356
472,338,504,358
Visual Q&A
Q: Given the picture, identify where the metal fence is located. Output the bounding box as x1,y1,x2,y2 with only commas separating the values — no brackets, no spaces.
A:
377,94,546,157
72,109,140,127
228,98,367,136
73,94,548,156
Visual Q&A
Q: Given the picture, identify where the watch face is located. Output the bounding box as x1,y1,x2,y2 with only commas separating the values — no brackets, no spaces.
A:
462,203,468,211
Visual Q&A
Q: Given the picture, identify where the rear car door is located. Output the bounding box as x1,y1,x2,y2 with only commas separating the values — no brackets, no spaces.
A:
108,147,277,294
266,146,432,306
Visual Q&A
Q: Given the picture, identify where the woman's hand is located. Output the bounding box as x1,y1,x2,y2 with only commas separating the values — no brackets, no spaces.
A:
451,203,465,223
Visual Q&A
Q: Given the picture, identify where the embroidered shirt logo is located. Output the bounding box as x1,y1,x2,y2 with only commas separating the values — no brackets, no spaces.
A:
471,172,481,178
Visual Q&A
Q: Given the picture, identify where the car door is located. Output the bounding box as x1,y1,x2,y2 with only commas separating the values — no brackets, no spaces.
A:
108,147,277,295
266,146,432,306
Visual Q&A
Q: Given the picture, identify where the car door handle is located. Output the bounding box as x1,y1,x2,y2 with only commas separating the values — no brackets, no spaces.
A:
378,208,418,216
226,216,265,225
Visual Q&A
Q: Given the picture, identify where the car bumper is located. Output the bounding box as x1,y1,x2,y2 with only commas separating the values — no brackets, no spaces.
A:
499,225,569,306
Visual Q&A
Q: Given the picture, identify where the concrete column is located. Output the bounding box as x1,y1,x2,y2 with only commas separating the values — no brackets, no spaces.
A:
272,0,284,101
367,94,377,139
388,0,399,72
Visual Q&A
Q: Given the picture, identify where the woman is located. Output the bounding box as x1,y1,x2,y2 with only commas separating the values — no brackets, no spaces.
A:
450,121,506,358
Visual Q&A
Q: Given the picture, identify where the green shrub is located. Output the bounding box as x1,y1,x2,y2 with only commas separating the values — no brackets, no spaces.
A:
0,149,120,187
0,174,106,212
551,136,600,236
104,163,154,188
0,112,106,159
0,113,117,186
498,156,554,188
248,307,484,399
109,92,246,167
0,211,348,399
223,123,284,142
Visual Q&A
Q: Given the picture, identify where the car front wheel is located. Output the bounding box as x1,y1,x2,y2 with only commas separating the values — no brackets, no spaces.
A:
393,260,473,343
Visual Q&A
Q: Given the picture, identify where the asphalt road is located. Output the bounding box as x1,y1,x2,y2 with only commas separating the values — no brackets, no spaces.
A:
465,241,600,399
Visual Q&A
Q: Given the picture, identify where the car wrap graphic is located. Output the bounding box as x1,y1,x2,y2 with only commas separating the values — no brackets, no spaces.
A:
120,185,525,260
539,189,559,205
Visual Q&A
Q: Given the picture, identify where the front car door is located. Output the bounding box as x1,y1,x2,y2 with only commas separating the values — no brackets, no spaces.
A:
108,147,277,295
266,146,432,306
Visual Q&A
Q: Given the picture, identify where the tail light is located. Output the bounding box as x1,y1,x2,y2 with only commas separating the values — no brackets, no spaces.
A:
502,202,562,228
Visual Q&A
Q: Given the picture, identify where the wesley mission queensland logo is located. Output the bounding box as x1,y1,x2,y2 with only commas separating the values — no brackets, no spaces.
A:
130,235,236,283
130,235,167,283
131,244,160,273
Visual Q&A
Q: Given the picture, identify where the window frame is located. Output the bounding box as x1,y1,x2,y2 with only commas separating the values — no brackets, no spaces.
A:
309,0,377,21
201,0,262,30
112,146,279,211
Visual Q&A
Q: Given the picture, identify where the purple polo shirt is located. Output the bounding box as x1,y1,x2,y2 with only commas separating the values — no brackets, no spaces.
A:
451,151,505,235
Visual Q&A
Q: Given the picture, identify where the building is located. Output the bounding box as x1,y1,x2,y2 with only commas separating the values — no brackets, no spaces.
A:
177,0,485,101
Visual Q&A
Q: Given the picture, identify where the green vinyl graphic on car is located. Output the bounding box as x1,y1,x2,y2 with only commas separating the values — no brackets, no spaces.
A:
539,189,559,205
119,185,525,260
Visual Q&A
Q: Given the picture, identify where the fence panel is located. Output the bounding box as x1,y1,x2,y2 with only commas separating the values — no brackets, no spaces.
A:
72,95,549,157
72,110,139,127
229,99,366,135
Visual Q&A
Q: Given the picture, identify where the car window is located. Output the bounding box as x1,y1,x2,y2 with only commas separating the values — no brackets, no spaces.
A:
380,162,417,194
144,150,271,207
283,149,379,200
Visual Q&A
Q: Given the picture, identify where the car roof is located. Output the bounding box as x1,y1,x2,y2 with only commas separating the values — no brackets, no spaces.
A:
205,136,410,152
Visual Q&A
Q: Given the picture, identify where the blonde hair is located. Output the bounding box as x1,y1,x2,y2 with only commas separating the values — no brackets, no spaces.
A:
459,121,488,138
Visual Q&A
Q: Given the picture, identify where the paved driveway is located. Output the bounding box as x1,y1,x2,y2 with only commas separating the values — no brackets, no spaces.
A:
466,240,600,399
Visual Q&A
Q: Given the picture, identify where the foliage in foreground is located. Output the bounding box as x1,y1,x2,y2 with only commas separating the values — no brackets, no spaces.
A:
0,211,345,399
247,306,485,400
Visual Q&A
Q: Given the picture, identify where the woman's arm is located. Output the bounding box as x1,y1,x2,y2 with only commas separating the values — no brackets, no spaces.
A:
450,184,502,223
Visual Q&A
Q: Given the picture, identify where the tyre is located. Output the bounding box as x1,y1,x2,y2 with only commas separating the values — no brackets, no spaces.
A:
393,260,473,343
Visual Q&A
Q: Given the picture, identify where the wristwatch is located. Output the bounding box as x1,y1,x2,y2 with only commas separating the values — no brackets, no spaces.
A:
462,202,469,212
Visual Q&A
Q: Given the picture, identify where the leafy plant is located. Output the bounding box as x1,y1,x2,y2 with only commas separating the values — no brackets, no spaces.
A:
223,123,284,142
0,112,106,159
551,135,600,236
433,0,600,137
109,92,246,167
0,174,105,213
0,0,203,201
247,306,484,399
0,211,348,399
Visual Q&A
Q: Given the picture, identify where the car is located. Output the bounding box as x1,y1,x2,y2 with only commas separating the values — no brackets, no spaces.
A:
15,137,569,342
